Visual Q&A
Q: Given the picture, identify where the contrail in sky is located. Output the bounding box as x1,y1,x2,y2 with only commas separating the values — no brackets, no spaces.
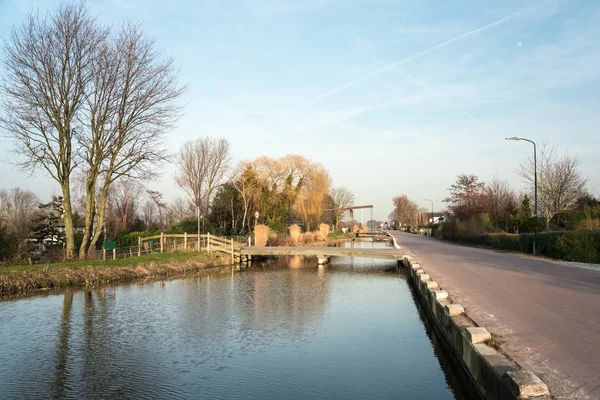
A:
394,67,485,131
308,10,521,105
365,50,485,130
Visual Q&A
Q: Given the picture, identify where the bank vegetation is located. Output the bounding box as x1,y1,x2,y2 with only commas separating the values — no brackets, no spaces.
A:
0,252,221,295
391,145,600,263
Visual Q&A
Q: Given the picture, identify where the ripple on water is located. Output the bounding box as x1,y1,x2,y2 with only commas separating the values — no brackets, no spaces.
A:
0,246,477,399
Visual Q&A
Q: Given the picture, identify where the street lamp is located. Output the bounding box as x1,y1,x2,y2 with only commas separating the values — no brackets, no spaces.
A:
424,199,434,225
506,136,537,255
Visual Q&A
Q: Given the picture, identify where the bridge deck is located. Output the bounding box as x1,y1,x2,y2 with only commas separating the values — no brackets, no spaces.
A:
239,246,404,260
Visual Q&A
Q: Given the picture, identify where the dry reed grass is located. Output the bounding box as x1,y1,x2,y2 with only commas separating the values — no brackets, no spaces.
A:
254,224,270,246
360,225,369,233
288,224,302,244
300,232,316,244
317,224,330,241
271,235,295,246
352,224,359,233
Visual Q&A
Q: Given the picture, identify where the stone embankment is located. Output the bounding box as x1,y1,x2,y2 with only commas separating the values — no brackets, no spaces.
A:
390,234,551,400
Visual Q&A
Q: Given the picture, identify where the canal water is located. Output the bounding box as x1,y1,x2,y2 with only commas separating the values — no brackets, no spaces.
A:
0,242,478,399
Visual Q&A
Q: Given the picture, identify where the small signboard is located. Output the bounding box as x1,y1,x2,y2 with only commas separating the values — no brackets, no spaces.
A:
254,210,260,219
103,241,116,250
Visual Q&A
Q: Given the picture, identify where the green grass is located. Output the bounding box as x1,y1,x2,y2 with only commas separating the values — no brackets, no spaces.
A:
485,336,502,351
0,251,221,295
327,232,354,240
0,251,212,274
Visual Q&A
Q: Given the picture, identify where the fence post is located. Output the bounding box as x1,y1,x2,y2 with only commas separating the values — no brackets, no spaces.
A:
160,232,164,253
103,248,106,261
231,238,234,265
207,232,210,253
112,248,116,260
138,237,141,257
184,232,187,251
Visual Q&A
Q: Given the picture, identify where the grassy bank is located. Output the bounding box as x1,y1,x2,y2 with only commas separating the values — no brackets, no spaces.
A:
0,252,223,295
327,232,355,240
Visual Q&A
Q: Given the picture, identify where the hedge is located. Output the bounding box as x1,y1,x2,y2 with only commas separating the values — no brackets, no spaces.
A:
520,231,599,263
442,230,600,264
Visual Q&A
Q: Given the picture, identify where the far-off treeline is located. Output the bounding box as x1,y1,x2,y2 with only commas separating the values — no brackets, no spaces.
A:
390,144,599,262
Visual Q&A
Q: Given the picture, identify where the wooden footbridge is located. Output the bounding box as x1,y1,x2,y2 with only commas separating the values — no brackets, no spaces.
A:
139,231,402,265
239,246,404,264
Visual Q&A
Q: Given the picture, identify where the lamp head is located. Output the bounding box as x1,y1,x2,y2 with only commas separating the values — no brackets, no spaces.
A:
505,137,521,141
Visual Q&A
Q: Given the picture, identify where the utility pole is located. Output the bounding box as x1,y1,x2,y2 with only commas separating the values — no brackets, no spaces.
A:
506,137,538,255
424,199,434,225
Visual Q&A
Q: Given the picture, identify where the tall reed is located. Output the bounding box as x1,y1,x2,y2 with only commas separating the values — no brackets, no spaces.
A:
288,224,302,244
254,224,270,246
317,223,330,241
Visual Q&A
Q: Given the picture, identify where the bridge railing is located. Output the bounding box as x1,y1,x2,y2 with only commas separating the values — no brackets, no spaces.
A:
136,233,246,260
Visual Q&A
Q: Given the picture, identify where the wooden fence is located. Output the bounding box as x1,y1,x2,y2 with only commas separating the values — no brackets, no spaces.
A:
134,233,246,264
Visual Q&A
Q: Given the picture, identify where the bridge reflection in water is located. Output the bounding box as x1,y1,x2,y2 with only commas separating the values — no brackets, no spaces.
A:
0,242,478,400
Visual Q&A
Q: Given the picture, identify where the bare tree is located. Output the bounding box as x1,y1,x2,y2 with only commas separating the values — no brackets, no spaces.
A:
141,200,156,229
166,197,195,224
176,137,231,223
230,163,255,233
484,178,520,231
1,2,184,259
79,22,185,257
0,190,10,229
444,174,487,221
1,2,103,260
146,190,166,228
105,179,142,233
8,188,40,238
329,186,355,231
391,195,419,228
518,144,587,228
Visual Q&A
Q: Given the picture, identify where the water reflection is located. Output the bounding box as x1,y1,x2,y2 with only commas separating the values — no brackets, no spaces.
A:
0,245,476,399
53,291,72,398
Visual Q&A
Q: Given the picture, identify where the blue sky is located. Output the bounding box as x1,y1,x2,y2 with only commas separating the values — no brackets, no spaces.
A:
1,0,599,220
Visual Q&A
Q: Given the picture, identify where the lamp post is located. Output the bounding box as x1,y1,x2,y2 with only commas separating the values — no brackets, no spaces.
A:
424,199,434,225
506,137,537,255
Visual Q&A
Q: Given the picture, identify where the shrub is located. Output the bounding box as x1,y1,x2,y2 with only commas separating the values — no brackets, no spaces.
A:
254,224,270,246
267,220,285,233
270,234,295,246
115,231,147,247
288,224,302,244
445,230,600,263
521,231,599,263
300,232,316,244
167,217,198,234
0,228,19,263
485,233,520,251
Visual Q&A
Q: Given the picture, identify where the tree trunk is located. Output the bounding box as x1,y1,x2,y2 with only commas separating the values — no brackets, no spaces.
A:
61,182,76,261
88,181,111,254
78,175,97,259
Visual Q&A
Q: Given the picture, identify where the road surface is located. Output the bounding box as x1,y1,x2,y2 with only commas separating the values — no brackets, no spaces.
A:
390,231,600,400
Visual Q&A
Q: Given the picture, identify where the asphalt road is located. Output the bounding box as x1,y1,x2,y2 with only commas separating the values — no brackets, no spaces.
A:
390,231,600,400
